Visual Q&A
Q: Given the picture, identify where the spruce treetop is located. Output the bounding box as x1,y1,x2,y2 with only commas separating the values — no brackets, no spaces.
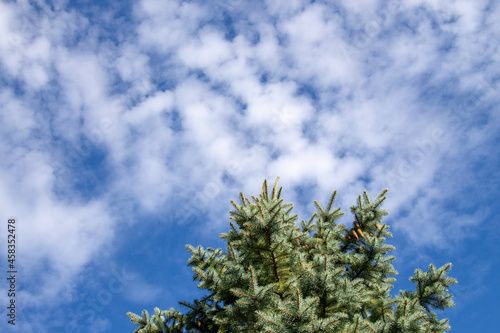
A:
127,177,456,332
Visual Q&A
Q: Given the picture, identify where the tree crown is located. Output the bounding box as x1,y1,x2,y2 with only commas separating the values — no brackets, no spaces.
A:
127,178,456,332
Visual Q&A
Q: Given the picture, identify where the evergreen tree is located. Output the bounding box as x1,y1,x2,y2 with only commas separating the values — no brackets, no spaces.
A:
127,178,456,332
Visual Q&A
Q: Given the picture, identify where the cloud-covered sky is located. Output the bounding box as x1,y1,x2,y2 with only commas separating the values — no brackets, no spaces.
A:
0,0,499,332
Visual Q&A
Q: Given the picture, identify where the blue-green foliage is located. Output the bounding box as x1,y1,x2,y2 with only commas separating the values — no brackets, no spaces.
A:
127,178,456,332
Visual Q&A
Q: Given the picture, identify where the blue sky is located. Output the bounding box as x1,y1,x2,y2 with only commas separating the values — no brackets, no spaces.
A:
0,0,499,332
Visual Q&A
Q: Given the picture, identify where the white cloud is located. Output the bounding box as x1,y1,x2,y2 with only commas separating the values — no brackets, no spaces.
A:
179,27,234,68
265,0,310,18
135,0,209,52
0,148,115,306
0,89,37,143
115,43,151,87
